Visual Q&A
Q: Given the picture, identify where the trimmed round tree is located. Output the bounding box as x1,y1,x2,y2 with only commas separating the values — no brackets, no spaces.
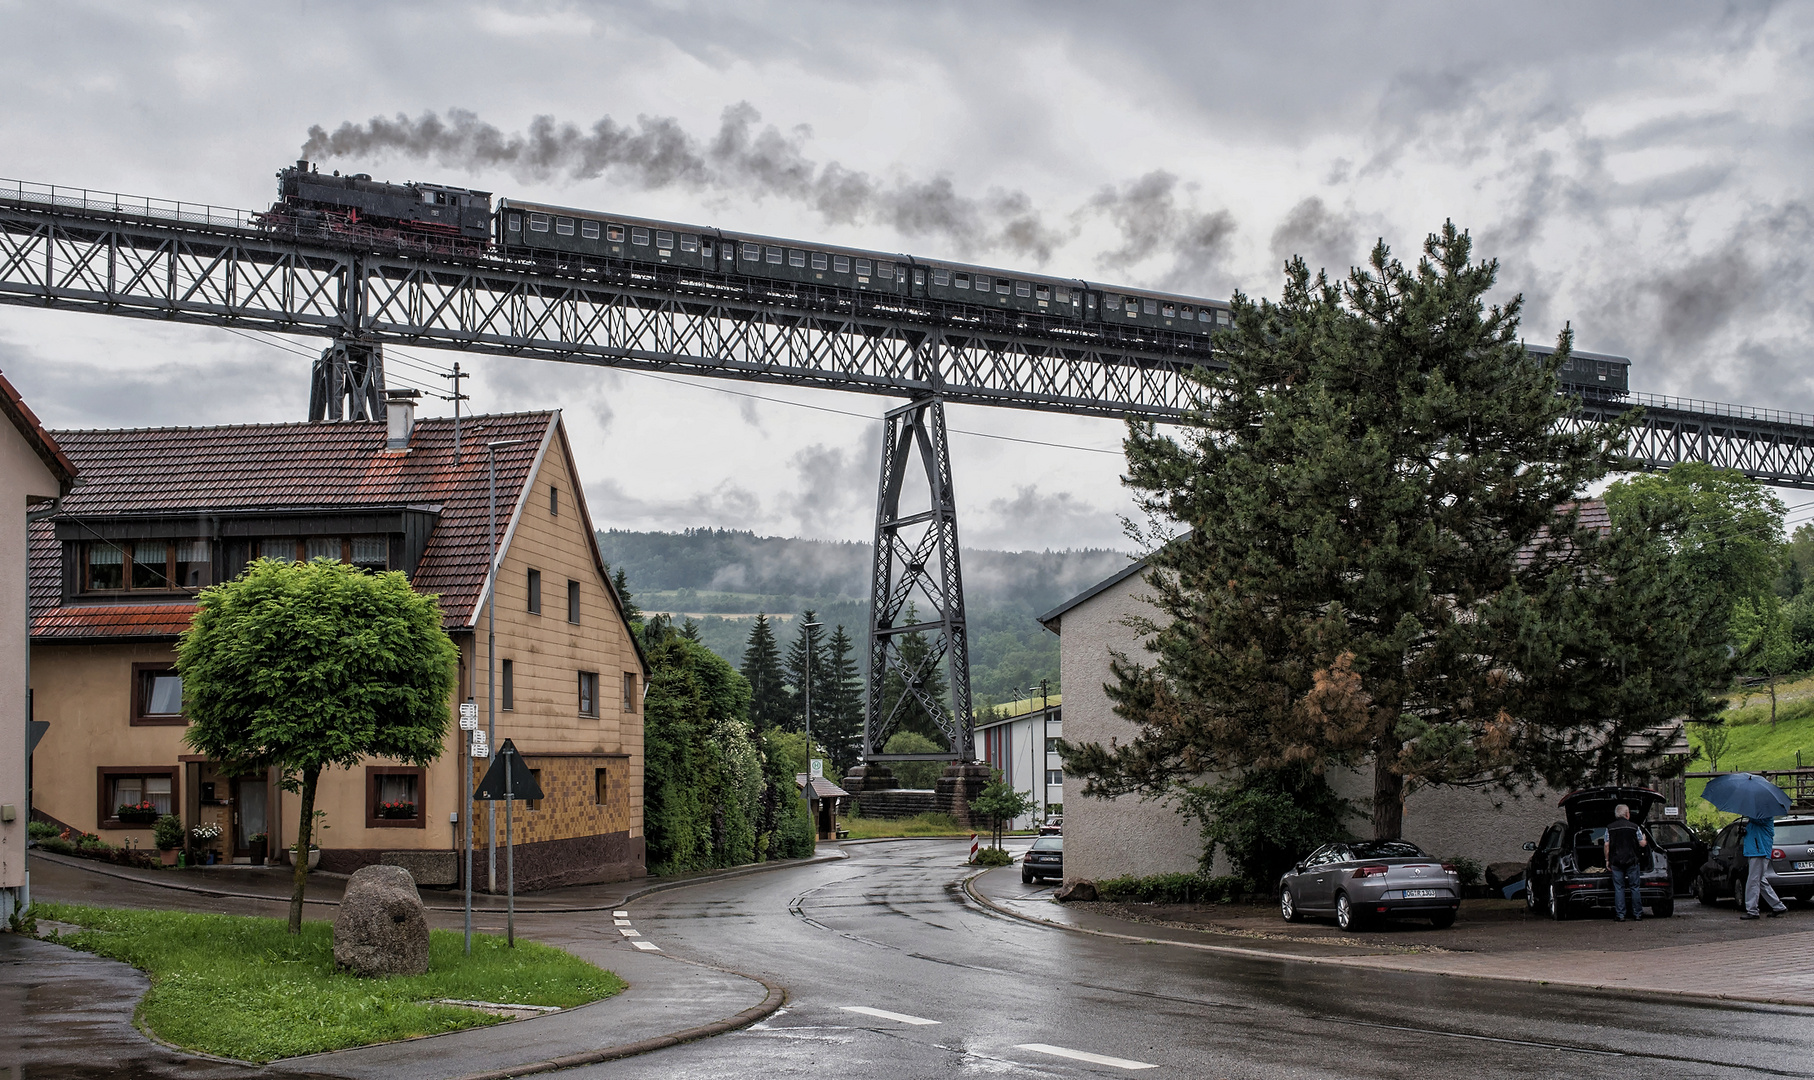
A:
179,558,458,932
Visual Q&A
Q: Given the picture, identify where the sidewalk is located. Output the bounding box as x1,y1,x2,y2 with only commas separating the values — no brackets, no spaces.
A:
968,866,1814,1007
18,848,836,1080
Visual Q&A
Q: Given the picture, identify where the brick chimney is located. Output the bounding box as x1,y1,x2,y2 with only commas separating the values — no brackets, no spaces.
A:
385,388,419,450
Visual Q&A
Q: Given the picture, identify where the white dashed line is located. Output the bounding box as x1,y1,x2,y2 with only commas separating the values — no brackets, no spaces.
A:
1016,1044,1157,1070
613,910,629,918
619,928,641,937
613,919,632,926
630,940,660,951
840,1006,941,1026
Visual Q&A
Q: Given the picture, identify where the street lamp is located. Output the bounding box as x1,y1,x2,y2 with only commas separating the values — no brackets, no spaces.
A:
801,620,822,799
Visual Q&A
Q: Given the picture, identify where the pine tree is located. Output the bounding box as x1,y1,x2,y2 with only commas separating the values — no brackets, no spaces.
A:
819,625,866,777
782,610,829,735
1064,224,1654,839
876,603,950,747
740,613,788,734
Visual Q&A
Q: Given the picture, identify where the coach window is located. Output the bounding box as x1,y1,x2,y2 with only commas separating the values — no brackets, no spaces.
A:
680,234,699,252
1016,281,1031,297
581,220,600,239
855,259,872,277
997,279,1012,295
556,217,575,236
607,224,625,242
913,269,925,285
766,246,784,264
1162,303,1175,318
1035,285,1050,301
723,246,735,261
812,252,829,271
953,272,969,289
877,262,894,280
1143,298,1158,315
789,250,806,267
507,214,522,233
742,242,760,261
1200,309,1212,323
631,227,650,246
529,213,550,233
656,230,674,249
933,268,950,286
974,274,990,292
833,254,850,273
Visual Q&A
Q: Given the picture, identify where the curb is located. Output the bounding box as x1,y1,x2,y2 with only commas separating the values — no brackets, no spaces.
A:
961,870,1814,1011
31,848,849,914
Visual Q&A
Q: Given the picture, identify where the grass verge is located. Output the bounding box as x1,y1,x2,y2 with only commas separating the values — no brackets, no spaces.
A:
37,903,624,1063
839,812,973,839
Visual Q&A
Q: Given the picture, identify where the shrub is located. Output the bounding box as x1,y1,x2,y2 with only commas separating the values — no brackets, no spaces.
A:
1443,855,1485,887
1176,764,1353,889
1094,872,1247,905
972,846,1013,867
27,821,59,842
152,815,184,851
37,837,75,855
882,731,947,789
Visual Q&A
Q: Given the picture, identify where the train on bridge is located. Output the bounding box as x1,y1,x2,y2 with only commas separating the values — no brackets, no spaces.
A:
264,159,1630,396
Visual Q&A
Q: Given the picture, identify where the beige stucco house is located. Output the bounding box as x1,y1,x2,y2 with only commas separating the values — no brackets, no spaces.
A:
0,371,77,923
29,401,648,890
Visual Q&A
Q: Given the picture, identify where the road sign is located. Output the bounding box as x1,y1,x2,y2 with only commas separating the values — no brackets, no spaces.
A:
810,758,824,779
27,720,49,755
459,702,478,731
474,739,543,801
470,731,489,758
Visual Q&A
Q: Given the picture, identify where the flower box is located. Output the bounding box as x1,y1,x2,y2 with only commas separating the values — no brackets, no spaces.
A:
116,803,160,825
376,801,418,820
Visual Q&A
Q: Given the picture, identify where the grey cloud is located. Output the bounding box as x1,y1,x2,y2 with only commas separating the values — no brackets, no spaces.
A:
1269,197,1365,278
303,103,1067,260
1085,171,1237,294
966,485,1121,551
0,337,301,430
784,442,879,538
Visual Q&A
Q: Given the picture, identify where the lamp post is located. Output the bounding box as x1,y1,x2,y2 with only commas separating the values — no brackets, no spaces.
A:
484,439,525,894
801,620,821,800
1038,678,1051,826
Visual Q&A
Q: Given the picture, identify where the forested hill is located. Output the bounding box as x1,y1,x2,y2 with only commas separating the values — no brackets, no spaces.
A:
595,528,1136,703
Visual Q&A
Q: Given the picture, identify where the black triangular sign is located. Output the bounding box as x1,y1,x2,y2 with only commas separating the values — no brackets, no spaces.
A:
27,720,50,755
473,738,543,801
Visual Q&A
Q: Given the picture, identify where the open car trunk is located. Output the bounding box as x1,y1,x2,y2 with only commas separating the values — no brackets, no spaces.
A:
1559,786,1665,828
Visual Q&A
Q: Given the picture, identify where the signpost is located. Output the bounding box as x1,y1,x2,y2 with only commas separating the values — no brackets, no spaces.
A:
474,739,542,947
460,700,477,953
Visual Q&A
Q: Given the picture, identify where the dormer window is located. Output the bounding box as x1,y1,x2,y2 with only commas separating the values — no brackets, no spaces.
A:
83,540,212,593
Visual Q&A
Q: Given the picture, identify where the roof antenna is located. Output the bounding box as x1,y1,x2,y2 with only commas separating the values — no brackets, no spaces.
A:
443,361,471,465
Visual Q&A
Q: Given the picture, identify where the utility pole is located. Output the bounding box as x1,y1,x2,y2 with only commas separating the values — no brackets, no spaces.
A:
443,362,470,466
485,439,525,893
1038,678,1051,826
802,620,821,805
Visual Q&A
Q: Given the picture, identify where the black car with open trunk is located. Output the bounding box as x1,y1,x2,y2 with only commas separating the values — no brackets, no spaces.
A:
1523,787,1675,919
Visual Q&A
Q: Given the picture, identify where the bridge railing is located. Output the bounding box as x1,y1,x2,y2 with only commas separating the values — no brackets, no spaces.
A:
0,177,259,232
1623,390,1814,430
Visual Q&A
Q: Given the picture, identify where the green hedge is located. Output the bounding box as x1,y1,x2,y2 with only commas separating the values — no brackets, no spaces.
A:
1094,872,1248,904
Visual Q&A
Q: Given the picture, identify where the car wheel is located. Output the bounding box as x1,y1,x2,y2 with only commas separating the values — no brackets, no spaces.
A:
1429,910,1457,929
1525,878,1541,914
1652,897,1674,919
1335,892,1364,932
1694,876,1715,906
1281,889,1303,923
1022,869,1033,884
1549,884,1571,921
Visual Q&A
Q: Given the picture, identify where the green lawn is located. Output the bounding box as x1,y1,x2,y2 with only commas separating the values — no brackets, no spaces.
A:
1685,677,1814,834
839,812,974,839
36,903,624,1063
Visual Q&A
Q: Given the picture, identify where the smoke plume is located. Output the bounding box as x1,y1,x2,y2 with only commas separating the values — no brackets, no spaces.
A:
303,104,1068,260
1082,171,1238,295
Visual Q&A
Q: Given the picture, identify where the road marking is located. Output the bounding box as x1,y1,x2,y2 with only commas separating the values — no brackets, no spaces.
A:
619,928,641,937
613,910,629,917
630,940,661,951
1016,1043,1157,1070
613,919,632,926
840,1006,941,1026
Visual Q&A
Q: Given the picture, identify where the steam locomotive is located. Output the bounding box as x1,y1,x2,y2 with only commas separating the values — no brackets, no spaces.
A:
263,159,1631,394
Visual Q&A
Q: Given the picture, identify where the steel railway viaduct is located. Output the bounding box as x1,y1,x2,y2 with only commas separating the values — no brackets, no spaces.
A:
5,177,1813,776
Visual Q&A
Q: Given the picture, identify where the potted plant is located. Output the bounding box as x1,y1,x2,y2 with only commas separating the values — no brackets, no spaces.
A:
190,823,223,864
152,814,183,866
116,801,160,825
287,808,326,869
246,832,267,866
376,799,417,820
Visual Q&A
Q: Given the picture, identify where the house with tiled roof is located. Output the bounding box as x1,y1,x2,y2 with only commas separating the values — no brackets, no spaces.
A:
28,395,648,889
0,370,77,924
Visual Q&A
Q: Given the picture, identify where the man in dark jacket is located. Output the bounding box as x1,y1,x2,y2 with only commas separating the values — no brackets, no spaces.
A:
1603,804,1648,922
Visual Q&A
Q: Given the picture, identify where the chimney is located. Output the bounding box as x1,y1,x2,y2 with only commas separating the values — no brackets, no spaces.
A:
385,388,419,450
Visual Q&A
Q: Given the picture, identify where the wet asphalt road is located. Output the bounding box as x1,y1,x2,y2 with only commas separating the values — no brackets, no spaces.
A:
560,838,1814,1080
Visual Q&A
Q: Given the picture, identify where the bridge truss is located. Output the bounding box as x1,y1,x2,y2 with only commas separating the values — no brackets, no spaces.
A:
8,178,1814,777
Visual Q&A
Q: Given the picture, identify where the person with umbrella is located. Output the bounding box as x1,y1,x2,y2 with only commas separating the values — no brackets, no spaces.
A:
1702,772,1793,920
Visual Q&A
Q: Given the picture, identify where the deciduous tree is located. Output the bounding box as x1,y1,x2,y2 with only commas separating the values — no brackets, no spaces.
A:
178,558,457,933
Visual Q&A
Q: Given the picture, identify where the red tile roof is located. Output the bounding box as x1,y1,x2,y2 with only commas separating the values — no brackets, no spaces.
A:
31,412,556,640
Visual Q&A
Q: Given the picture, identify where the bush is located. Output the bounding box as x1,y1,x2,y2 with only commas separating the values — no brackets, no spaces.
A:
1176,764,1353,889
152,815,184,851
1094,872,1247,905
882,731,947,788
1443,855,1485,887
972,846,1013,867
27,821,59,842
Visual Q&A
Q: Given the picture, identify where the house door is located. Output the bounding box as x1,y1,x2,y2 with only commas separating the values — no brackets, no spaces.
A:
233,776,268,859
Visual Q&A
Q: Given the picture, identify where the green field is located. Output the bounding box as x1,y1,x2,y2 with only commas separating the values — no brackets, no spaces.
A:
36,903,624,1062
1686,675,1814,833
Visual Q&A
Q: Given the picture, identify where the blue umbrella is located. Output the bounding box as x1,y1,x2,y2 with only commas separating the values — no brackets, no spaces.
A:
1702,772,1792,819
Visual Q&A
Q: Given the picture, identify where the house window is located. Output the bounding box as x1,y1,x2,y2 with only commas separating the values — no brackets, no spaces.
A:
260,538,296,561
86,542,125,590
526,769,542,811
578,671,599,717
304,537,340,561
86,540,212,592
622,672,638,714
527,569,542,614
1045,737,1060,753
131,541,170,589
366,767,425,828
549,483,559,516
350,536,388,572
568,580,581,624
97,767,177,829
595,767,609,806
581,220,600,239
1046,769,1064,786
176,540,210,587
131,663,185,726
501,658,514,711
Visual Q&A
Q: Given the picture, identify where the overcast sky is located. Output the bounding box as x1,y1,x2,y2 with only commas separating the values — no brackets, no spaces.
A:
3,1,1811,549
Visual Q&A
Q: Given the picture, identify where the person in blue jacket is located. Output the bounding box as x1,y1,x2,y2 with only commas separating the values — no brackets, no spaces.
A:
1741,815,1789,920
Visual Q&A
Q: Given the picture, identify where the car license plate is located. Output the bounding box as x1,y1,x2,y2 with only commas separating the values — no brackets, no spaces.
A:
1795,861,1814,871
1401,889,1438,898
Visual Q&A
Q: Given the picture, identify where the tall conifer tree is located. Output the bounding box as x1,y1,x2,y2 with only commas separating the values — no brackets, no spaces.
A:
783,610,830,735
740,613,788,734
819,625,866,777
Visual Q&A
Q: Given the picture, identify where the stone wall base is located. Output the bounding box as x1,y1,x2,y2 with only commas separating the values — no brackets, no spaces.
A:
317,830,645,892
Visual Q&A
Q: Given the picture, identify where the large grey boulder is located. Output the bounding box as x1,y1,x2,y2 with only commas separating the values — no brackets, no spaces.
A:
333,864,430,977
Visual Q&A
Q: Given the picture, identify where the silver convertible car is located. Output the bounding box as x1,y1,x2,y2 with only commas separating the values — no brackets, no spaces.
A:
1279,840,1462,930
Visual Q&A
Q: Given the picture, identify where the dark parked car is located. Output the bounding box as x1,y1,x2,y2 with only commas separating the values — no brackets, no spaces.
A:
1645,818,1708,897
1022,836,1063,883
1278,840,1461,930
1693,815,1814,907
1523,787,1674,920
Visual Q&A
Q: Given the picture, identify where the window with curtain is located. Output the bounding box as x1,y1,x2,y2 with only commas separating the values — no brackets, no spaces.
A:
578,671,599,717
86,543,125,590
113,775,173,816
260,538,296,561
304,537,340,561
130,541,170,589
176,540,211,587
350,536,387,572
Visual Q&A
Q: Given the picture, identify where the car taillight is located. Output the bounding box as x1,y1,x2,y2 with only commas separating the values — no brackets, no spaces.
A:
1441,863,1459,875
1773,849,1785,861
1353,865,1388,878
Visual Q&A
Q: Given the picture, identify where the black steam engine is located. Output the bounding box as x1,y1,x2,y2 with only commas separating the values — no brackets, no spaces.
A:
261,158,1632,393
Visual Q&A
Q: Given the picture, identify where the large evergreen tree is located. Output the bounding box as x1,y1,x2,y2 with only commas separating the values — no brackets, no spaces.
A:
1065,225,1644,838
819,625,866,777
875,603,950,747
740,613,788,734
782,610,830,735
